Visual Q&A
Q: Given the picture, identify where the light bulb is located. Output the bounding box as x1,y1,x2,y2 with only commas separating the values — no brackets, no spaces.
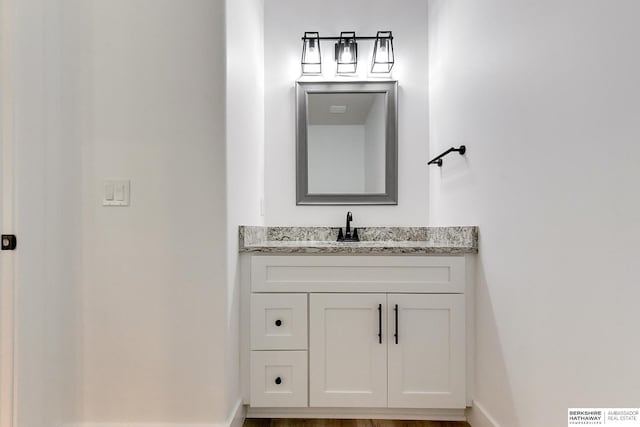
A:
336,32,357,74
378,40,387,54
307,45,320,63
341,46,352,62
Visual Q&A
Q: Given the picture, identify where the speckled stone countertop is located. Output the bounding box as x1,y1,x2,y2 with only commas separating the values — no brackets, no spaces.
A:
238,226,478,255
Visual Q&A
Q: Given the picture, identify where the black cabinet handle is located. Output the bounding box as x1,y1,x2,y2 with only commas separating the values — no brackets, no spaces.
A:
275,377,282,385
394,304,399,344
378,304,382,344
275,319,282,327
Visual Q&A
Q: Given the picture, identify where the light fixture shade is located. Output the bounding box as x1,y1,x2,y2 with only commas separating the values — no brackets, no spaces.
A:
371,31,394,73
301,32,322,75
335,32,358,74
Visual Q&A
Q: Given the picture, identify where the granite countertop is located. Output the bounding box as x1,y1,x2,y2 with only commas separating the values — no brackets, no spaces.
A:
239,226,478,255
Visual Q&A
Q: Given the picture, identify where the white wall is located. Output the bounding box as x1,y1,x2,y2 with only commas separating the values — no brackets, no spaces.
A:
428,1,640,426
11,0,82,425
225,0,264,419
39,0,266,423
308,125,366,193
79,0,229,422
264,0,429,226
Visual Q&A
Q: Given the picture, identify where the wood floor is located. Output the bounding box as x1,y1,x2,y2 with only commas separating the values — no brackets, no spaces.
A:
244,419,470,427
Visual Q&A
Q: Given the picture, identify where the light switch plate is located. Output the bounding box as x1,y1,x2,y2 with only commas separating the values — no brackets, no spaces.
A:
103,180,130,206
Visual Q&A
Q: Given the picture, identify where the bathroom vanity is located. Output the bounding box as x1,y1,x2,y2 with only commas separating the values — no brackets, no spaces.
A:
239,226,478,421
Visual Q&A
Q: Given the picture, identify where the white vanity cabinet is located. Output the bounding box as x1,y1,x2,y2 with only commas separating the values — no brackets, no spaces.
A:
243,254,473,419
309,293,465,409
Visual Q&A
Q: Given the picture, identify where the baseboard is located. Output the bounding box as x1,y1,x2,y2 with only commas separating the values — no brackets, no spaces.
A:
466,400,500,427
64,402,246,427
228,400,246,427
66,424,221,427
246,407,466,421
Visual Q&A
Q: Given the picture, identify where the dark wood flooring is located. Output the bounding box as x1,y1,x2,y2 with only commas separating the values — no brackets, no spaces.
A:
244,419,470,427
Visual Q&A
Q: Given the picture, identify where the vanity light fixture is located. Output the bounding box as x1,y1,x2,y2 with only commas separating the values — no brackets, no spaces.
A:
301,32,322,75
335,32,358,74
300,31,395,75
371,31,394,73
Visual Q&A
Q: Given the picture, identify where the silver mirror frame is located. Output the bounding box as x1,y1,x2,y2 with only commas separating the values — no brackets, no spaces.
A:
296,80,398,205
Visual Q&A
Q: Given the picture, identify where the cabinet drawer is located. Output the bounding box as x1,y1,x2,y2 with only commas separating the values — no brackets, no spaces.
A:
252,256,466,293
250,351,308,407
251,294,308,350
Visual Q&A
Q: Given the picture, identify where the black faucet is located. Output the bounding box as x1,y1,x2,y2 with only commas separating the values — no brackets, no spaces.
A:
345,211,353,236
337,211,360,242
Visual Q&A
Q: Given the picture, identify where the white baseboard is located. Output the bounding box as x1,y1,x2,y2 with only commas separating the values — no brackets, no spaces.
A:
246,407,466,421
64,402,246,427
228,400,245,427
466,400,500,427
66,424,220,427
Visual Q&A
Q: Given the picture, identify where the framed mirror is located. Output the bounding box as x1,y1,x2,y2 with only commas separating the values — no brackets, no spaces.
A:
296,81,398,205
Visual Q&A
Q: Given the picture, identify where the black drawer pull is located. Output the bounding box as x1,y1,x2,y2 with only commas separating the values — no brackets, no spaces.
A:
394,304,399,344
275,319,282,327
378,304,382,344
275,377,282,385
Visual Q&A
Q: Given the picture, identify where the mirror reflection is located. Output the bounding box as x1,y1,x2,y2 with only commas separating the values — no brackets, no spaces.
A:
307,92,386,194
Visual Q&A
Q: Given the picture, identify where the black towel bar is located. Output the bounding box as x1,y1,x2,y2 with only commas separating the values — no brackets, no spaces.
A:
428,145,466,167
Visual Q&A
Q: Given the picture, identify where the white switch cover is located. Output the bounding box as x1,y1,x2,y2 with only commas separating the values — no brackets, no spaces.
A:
104,182,114,201
103,180,130,206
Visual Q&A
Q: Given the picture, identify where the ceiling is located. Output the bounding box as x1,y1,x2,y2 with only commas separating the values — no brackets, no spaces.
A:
307,93,382,126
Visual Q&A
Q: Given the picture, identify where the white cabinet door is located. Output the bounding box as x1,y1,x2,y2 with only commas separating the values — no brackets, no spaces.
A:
387,294,466,408
309,294,387,407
